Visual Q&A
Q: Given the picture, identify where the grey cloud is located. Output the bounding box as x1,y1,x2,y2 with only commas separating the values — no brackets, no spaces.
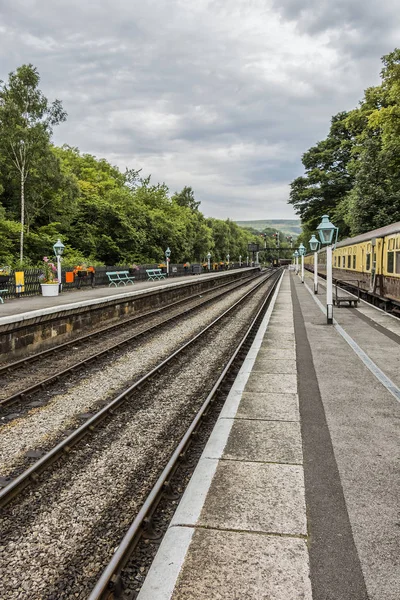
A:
1,0,400,220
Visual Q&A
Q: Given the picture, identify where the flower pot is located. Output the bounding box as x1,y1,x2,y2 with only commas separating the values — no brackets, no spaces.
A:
41,283,59,297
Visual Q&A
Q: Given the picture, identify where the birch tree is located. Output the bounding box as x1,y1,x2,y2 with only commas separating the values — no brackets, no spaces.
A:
0,64,66,263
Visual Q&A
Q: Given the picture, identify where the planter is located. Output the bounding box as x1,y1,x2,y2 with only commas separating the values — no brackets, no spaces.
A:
41,283,59,297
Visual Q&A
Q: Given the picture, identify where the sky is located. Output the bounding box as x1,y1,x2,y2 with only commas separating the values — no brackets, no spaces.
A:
1,0,399,221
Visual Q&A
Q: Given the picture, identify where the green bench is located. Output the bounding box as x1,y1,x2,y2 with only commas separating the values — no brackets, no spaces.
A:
106,271,135,287
0,289,7,304
146,268,167,281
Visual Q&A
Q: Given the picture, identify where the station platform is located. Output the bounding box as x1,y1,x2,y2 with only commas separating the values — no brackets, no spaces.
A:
138,270,400,600
0,269,256,358
0,272,228,322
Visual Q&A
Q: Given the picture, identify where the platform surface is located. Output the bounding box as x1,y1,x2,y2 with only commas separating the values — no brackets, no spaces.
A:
0,270,244,324
138,270,400,600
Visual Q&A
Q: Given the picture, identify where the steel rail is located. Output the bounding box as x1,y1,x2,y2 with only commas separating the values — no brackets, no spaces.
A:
88,269,283,600
0,272,257,378
0,270,279,508
0,272,261,410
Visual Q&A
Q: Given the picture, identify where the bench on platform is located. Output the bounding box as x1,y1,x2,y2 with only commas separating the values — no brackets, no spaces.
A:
106,271,135,287
0,289,7,304
146,268,167,281
334,296,359,307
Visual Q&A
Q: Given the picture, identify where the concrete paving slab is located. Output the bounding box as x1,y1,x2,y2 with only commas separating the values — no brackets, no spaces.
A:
245,372,297,394
255,347,296,360
264,332,296,343
261,338,295,349
222,419,303,464
170,529,312,600
235,391,299,421
252,358,297,374
197,461,307,534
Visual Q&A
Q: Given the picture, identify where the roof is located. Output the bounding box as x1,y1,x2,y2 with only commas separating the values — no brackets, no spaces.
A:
336,221,400,248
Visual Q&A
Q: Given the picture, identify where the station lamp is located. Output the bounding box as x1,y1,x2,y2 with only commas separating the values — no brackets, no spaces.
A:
53,239,65,292
316,215,338,324
298,243,306,283
309,234,320,294
207,251,211,271
293,249,299,274
165,247,171,277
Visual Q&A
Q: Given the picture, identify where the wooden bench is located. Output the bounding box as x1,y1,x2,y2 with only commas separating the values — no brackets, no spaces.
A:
106,271,135,287
0,289,7,304
146,268,167,281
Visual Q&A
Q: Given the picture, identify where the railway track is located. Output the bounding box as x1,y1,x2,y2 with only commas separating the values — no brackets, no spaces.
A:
0,271,261,413
88,268,283,599
0,269,282,599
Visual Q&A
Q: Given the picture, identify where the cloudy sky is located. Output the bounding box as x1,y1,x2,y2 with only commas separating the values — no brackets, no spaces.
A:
1,0,399,221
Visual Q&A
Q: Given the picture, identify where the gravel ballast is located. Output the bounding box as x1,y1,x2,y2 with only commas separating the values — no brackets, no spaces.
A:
0,274,277,599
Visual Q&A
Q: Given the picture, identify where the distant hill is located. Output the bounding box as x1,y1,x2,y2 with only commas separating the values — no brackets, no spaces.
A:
235,219,301,237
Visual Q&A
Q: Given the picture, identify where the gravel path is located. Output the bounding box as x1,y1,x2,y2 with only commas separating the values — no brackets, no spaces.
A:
0,275,261,477
0,275,274,599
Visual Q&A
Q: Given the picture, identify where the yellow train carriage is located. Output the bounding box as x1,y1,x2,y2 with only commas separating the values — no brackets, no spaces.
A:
304,221,400,302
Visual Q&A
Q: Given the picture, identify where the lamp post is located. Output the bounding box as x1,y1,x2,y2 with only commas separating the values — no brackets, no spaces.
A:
207,251,211,271
53,238,65,292
239,255,242,267
294,250,299,274
226,253,230,268
165,247,171,277
246,255,249,266
309,234,320,294
298,243,306,283
317,215,338,324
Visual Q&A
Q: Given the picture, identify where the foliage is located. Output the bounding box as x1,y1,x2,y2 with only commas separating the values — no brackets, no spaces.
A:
39,256,58,284
0,64,66,262
290,48,400,242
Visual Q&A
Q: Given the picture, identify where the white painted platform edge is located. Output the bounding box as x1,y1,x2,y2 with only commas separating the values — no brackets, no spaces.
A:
137,271,285,600
137,527,195,600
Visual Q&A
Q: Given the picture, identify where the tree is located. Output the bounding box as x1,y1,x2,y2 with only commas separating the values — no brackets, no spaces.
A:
289,112,355,238
0,64,66,262
172,186,201,211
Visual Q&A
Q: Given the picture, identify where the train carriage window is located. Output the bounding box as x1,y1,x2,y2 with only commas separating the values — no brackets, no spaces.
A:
353,255,356,269
334,256,337,267
387,251,394,273
366,253,371,271
342,256,345,268
347,255,351,268
396,252,400,274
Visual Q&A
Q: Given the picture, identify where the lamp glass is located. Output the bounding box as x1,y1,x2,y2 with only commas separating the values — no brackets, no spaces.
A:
309,234,319,252
53,239,65,256
165,247,171,258
294,250,299,257
317,215,335,245
298,243,306,256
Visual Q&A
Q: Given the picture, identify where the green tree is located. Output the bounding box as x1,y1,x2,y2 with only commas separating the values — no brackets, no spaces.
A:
289,112,355,238
0,64,66,262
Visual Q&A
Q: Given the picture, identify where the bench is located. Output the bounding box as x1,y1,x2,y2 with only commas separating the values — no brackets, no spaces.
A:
146,268,167,281
0,289,7,304
334,296,359,307
106,271,135,287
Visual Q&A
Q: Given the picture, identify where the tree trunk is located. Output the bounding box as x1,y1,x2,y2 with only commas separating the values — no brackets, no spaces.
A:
20,168,25,264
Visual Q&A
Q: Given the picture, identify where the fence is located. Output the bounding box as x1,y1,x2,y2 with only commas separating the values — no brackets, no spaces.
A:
0,263,244,300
